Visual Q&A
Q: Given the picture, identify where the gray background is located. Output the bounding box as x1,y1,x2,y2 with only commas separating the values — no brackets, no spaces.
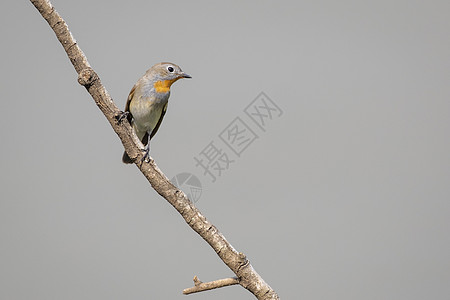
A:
1,1,449,299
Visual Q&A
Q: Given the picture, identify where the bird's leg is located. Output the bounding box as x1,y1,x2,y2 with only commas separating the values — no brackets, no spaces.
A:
140,131,153,165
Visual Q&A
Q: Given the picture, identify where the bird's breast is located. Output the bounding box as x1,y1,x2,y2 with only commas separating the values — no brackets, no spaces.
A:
130,95,168,133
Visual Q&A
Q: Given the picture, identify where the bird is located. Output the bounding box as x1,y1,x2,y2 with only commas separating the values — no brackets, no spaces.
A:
121,62,191,164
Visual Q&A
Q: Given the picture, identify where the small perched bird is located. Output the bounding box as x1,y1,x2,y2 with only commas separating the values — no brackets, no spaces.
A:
122,62,191,164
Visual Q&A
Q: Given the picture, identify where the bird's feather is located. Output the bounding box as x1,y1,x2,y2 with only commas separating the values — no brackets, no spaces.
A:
124,83,136,122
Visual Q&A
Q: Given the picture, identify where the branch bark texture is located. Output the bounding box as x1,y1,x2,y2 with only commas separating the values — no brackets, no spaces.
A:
30,1,279,299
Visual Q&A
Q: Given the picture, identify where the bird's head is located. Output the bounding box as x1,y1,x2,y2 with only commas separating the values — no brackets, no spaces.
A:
146,62,191,94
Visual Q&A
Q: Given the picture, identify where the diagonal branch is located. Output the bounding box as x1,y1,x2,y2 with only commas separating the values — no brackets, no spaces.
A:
30,1,280,299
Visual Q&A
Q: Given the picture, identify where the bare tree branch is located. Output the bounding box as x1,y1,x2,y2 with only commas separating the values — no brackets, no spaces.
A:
183,276,240,295
30,1,280,299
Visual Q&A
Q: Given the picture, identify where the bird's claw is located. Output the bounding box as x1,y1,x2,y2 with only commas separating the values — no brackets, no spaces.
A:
139,145,153,167
115,111,130,124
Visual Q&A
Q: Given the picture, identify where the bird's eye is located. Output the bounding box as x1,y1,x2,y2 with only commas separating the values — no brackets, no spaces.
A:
167,66,174,72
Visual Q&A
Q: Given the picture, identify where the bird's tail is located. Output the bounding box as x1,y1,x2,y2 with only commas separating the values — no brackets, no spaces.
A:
122,151,133,164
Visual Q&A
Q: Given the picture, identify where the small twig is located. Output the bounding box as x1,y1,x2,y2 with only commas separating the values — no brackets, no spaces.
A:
183,276,240,295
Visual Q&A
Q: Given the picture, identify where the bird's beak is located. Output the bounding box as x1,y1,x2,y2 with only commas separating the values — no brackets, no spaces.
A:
180,72,192,79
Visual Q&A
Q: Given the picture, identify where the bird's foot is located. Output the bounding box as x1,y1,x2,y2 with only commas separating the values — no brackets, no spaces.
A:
139,145,153,167
115,111,130,124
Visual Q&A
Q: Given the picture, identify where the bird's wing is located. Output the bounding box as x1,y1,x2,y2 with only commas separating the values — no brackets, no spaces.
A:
124,84,137,122
150,102,168,140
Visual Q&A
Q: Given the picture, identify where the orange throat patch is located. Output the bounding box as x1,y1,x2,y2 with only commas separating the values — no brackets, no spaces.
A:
154,79,179,93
